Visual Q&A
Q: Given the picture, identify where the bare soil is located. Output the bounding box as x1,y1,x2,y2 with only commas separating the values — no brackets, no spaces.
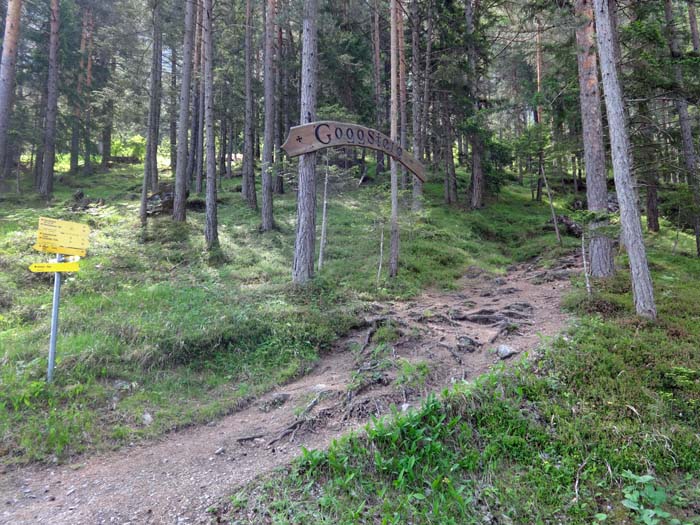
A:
0,254,579,525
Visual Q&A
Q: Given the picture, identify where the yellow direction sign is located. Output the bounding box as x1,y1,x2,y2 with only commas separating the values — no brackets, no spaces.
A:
33,244,86,257
35,217,90,256
29,262,80,273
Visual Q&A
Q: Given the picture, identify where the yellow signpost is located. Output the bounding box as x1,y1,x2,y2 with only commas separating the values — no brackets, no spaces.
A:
34,217,90,257
30,217,90,382
29,262,81,273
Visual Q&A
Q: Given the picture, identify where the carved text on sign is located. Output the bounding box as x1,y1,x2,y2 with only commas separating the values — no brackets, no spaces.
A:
281,121,425,182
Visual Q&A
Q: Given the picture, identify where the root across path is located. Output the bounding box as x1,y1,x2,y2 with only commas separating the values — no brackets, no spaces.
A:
0,255,579,525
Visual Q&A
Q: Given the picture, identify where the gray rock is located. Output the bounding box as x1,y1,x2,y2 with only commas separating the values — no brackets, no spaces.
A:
496,345,517,360
258,392,291,412
142,412,153,426
457,335,481,353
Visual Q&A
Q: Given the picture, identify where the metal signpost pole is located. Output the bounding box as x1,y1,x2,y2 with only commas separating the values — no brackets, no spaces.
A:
47,253,64,382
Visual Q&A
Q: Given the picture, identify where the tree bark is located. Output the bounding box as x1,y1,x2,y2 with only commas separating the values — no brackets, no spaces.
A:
574,0,615,276
594,0,657,320
39,0,59,199
101,57,116,170
169,44,177,175
203,0,218,250
398,9,408,190
0,0,21,180
70,11,89,174
242,0,258,209
187,0,203,189
292,0,319,285
372,0,385,175
389,0,400,277
150,7,162,193
664,0,700,256
689,0,700,52
261,0,277,231
638,100,660,232
141,2,162,227
421,3,433,167
195,24,205,194
34,88,46,190
82,9,94,176
534,18,544,203
273,23,284,194
466,0,485,209
411,0,422,210
172,0,196,222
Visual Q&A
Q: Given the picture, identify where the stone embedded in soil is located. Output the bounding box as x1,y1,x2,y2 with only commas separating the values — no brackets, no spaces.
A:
532,269,571,284
457,336,481,353
496,345,518,360
258,393,291,412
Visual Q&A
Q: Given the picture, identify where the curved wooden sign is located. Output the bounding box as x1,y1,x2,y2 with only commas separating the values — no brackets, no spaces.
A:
282,121,425,182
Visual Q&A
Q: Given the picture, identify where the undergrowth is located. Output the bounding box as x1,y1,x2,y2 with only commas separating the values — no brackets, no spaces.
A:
225,239,700,524
0,162,572,464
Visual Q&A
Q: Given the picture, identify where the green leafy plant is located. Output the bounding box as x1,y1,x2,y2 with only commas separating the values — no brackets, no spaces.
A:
621,471,688,525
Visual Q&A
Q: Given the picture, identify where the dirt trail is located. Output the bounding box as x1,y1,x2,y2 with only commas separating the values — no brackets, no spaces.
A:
0,255,579,525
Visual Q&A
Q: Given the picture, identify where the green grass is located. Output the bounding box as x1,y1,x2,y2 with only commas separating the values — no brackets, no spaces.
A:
224,227,700,524
0,161,576,465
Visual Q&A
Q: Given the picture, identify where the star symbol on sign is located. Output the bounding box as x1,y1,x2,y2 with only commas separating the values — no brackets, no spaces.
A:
296,136,303,142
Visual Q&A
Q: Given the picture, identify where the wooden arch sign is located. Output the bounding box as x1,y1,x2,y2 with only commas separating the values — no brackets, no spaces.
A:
281,121,425,182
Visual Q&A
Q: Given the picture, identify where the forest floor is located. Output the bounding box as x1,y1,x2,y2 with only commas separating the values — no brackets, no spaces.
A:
0,250,578,524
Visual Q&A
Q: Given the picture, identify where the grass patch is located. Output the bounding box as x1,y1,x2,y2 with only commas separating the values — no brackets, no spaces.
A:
225,238,700,524
1,162,577,465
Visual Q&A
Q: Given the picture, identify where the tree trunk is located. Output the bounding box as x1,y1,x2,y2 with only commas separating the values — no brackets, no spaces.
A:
203,0,218,250
466,0,485,209
372,0,385,175
82,9,94,176
141,2,162,227
242,0,258,209
151,8,163,193
575,0,615,276
169,44,177,175
638,100,660,232
664,0,700,256
172,0,196,222
389,0,400,277
39,0,59,199
594,0,657,320
292,0,319,285
195,26,205,194
0,0,21,180
421,4,433,167
273,23,284,195
689,0,700,52
187,0,202,190
534,18,545,203
261,0,277,231
442,98,457,205
317,161,329,271
226,121,234,178
102,57,117,170
411,0,422,211
398,9,408,190
34,88,46,190
70,9,89,174
219,115,227,186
